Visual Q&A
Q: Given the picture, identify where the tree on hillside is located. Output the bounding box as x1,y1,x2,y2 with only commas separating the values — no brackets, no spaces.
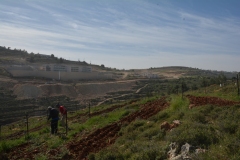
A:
181,81,189,92
209,77,217,85
29,56,35,63
51,54,55,58
201,76,209,93
191,83,198,90
218,73,227,84
59,57,64,63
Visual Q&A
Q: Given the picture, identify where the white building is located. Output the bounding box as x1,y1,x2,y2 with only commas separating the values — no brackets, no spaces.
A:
45,64,92,72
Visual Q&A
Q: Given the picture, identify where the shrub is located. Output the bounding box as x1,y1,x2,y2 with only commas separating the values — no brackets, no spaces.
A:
141,128,165,140
166,122,218,147
124,119,145,133
152,111,169,122
170,95,189,111
127,142,168,160
88,153,95,160
199,105,214,115
218,119,238,134
34,154,48,160
94,148,124,160
39,127,50,134
224,137,240,155
189,112,207,124
0,141,11,152
120,110,130,118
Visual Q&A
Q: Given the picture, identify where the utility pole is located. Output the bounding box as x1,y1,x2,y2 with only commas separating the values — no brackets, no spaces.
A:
59,71,61,80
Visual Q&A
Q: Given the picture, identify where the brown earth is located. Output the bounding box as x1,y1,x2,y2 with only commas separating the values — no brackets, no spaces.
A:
67,97,169,159
186,95,240,108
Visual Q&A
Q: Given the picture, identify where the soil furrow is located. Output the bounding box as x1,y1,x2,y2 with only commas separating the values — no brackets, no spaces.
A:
67,97,169,159
187,95,240,108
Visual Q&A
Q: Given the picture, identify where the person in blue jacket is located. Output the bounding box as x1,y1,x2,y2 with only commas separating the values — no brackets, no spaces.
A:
47,106,59,134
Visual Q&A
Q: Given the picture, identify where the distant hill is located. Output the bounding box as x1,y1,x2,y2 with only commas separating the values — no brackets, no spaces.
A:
0,45,237,80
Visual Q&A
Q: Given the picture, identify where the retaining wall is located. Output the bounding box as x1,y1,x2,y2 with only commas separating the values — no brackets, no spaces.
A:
8,70,112,80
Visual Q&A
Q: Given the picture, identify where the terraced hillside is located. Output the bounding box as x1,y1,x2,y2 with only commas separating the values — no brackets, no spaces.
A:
2,89,240,159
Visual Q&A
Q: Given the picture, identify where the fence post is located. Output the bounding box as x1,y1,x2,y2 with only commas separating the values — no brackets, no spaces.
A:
25,113,29,139
237,74,239,96
88,103,90,118
181,82,183,99
0,124,1,140
66,111,68,135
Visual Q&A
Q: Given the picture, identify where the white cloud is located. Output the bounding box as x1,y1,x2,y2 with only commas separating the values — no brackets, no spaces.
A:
0,0,240,71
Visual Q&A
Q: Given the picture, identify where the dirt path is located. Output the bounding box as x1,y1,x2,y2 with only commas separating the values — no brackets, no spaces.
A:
136,84,148,93
97,84,148,106
97,93,131,106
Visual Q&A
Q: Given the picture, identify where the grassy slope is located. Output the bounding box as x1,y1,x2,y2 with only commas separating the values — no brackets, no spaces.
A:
1,83,240,159
93,84,240,160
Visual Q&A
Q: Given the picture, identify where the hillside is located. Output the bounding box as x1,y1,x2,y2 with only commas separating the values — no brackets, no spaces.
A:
0,81,239,159
0,46,238,125
0,46,240,159
0,46,237,80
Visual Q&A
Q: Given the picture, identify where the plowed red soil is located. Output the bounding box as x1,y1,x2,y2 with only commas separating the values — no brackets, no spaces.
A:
67,97,169,159
7,142,44,160
186,95,240,108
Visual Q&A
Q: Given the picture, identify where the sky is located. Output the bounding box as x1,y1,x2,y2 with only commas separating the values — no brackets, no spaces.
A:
1,0,240,72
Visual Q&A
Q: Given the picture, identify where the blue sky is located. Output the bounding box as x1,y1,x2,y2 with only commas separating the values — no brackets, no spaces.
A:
1,0,240,71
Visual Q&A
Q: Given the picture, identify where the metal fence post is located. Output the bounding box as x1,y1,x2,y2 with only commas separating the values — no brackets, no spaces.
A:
66,111,68,135
0,124,1,140
237,74,239,96
181,82,183,99
88,103,90,118
26,113,29,139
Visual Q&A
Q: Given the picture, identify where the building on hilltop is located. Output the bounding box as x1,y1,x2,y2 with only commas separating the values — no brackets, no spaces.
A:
44,64,92,73
3,64,112,80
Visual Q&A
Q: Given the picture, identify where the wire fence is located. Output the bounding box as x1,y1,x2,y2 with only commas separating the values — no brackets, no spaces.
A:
0,104,88,140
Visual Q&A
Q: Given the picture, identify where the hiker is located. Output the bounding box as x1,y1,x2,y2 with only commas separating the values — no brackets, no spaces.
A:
56,103,68,128
47,106,59,134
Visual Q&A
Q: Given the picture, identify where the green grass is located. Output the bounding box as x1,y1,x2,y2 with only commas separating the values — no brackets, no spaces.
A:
187,83,240,101
84,109,131,129
0,138,25,153
91,85,240,159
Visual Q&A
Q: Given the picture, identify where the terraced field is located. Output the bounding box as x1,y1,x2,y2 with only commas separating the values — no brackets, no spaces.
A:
3,94,240,159
6,97,169,159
